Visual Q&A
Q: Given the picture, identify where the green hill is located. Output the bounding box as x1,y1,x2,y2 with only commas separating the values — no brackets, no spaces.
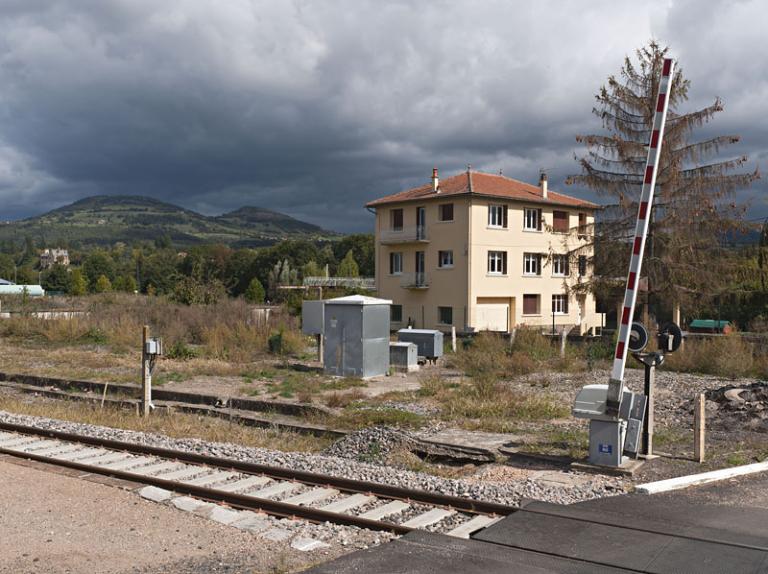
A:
0,195,334,248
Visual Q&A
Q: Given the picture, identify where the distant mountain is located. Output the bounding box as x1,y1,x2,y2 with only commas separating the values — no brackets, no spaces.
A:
0,195,335,248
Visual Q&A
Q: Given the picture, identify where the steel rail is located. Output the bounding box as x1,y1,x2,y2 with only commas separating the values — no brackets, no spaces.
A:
0,421,515,520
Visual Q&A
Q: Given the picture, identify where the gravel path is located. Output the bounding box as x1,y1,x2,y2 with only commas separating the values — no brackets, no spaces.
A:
0,410,626,507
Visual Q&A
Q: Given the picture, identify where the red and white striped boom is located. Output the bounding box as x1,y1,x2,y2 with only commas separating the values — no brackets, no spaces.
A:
606,58,675,415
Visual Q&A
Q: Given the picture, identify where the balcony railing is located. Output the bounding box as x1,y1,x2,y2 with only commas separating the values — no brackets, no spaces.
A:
380,226,429,244
400,272,430,289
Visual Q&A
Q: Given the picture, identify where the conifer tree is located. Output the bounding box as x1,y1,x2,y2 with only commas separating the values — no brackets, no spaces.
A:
568,42,758,315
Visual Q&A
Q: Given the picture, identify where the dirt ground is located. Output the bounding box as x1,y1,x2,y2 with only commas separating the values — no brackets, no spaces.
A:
0,457,340,574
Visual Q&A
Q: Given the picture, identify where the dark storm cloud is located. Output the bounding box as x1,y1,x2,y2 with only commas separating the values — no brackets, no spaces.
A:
0,0,764,231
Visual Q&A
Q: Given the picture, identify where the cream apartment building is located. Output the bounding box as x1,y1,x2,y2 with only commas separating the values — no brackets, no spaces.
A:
367,169,601,334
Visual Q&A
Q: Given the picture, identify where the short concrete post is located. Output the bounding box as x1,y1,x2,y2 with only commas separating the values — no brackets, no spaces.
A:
451,326,457,353
317,334,324,364
510,327,516,347
560,329,567,358
694,393,706,463
141,325,152,417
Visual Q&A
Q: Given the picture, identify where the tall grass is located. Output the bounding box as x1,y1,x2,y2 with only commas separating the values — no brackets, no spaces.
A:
0,294,308,363
663,334,765,378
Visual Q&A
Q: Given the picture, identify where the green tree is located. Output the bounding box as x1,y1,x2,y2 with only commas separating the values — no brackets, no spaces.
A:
68,269,87,296
15,266,36,285
267,259,298,298
244,277,266,303
83,250,115,286
302,260,323,278
41,264,70,292
0,253,14,281
334,234,373,276
113,275,138,293
94,274,112,293
568,41,758,313
337,250,359,277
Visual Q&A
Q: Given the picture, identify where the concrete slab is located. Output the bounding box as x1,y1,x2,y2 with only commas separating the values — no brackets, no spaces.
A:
171,496,212,513
248,481,300,499
139,486,173,503
183,471,238,487
283,487,338,506
445,515,500,539
0,437,47,448
570,458,644,476
529,470,592,489
214,475,271,493
320,493,375,513
100,456,156,471
76,452,134,466
359,500,409,521
261,527,292,542
131,461,185,477
19,440,62,452
196,505,242,525
230,512,272,533
291,537,331,552
31,444,84,457
153,466,204,481
53,448,106,461
401,508,456,529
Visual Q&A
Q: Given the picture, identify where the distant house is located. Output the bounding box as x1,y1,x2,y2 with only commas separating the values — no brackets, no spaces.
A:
688,319,733,334
40,248,70,269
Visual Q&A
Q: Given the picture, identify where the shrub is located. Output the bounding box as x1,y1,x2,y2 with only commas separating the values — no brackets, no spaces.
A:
244,278,266,304
664,334,754,378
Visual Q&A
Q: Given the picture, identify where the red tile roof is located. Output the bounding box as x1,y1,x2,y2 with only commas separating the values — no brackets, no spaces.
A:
366,170,599,209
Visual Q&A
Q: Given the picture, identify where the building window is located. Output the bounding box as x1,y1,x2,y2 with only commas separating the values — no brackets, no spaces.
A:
488,251,507,275
391,208,403,230
488,204,508,228
552,254,569,277
391,304,403,323
438,306,453,325
578,212,588,236
524,208,542,231
553,210,569,233
438,250,454,268
523,253,542,276
578,255,588,277
552,294,569,315
523,294,540,315
438,203,454,222
389,252,403,275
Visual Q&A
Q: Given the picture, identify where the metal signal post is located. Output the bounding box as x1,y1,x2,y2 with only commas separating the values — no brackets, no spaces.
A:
606,58,676,416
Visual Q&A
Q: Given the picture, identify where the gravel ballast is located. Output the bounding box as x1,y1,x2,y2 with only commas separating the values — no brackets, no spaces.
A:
0,410,625,508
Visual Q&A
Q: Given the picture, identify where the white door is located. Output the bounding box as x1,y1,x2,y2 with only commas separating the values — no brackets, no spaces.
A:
475,304,509,332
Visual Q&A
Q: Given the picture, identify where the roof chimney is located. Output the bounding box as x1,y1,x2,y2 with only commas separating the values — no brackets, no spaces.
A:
432,167,439,193
539,170,548,199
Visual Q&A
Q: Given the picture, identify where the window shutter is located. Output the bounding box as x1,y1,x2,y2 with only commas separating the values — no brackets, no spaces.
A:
389,253,394,274
537,254,542,275
564,297,569,314
502,252,508,275
502,205,508,228
537,208,543,231
564,256,570,276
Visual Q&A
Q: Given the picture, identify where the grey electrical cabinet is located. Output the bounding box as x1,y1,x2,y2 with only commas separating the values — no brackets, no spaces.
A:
396,329,444,360
302,300,325,335
389,342,419,373
323,295,391,378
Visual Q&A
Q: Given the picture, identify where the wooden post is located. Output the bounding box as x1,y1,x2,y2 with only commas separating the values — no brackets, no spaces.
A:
451,326,457,353
694,393,706,463
672,301,681,326
317,334,324,364
141,325,152,417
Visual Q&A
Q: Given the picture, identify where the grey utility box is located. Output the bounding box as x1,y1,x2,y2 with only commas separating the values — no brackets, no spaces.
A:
302,300,325,335
323,295,391,378
389,342,419,373
397,329,444,360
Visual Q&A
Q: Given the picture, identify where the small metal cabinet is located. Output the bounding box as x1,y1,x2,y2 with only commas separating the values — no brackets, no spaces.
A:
396,329,444,360
389,342,418,373
323,295,391,378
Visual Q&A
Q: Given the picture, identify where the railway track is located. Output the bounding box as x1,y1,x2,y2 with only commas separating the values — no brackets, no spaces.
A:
0,421,513,538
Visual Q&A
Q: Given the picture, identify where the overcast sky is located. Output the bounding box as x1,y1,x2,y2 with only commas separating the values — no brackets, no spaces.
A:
0,0,765,232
